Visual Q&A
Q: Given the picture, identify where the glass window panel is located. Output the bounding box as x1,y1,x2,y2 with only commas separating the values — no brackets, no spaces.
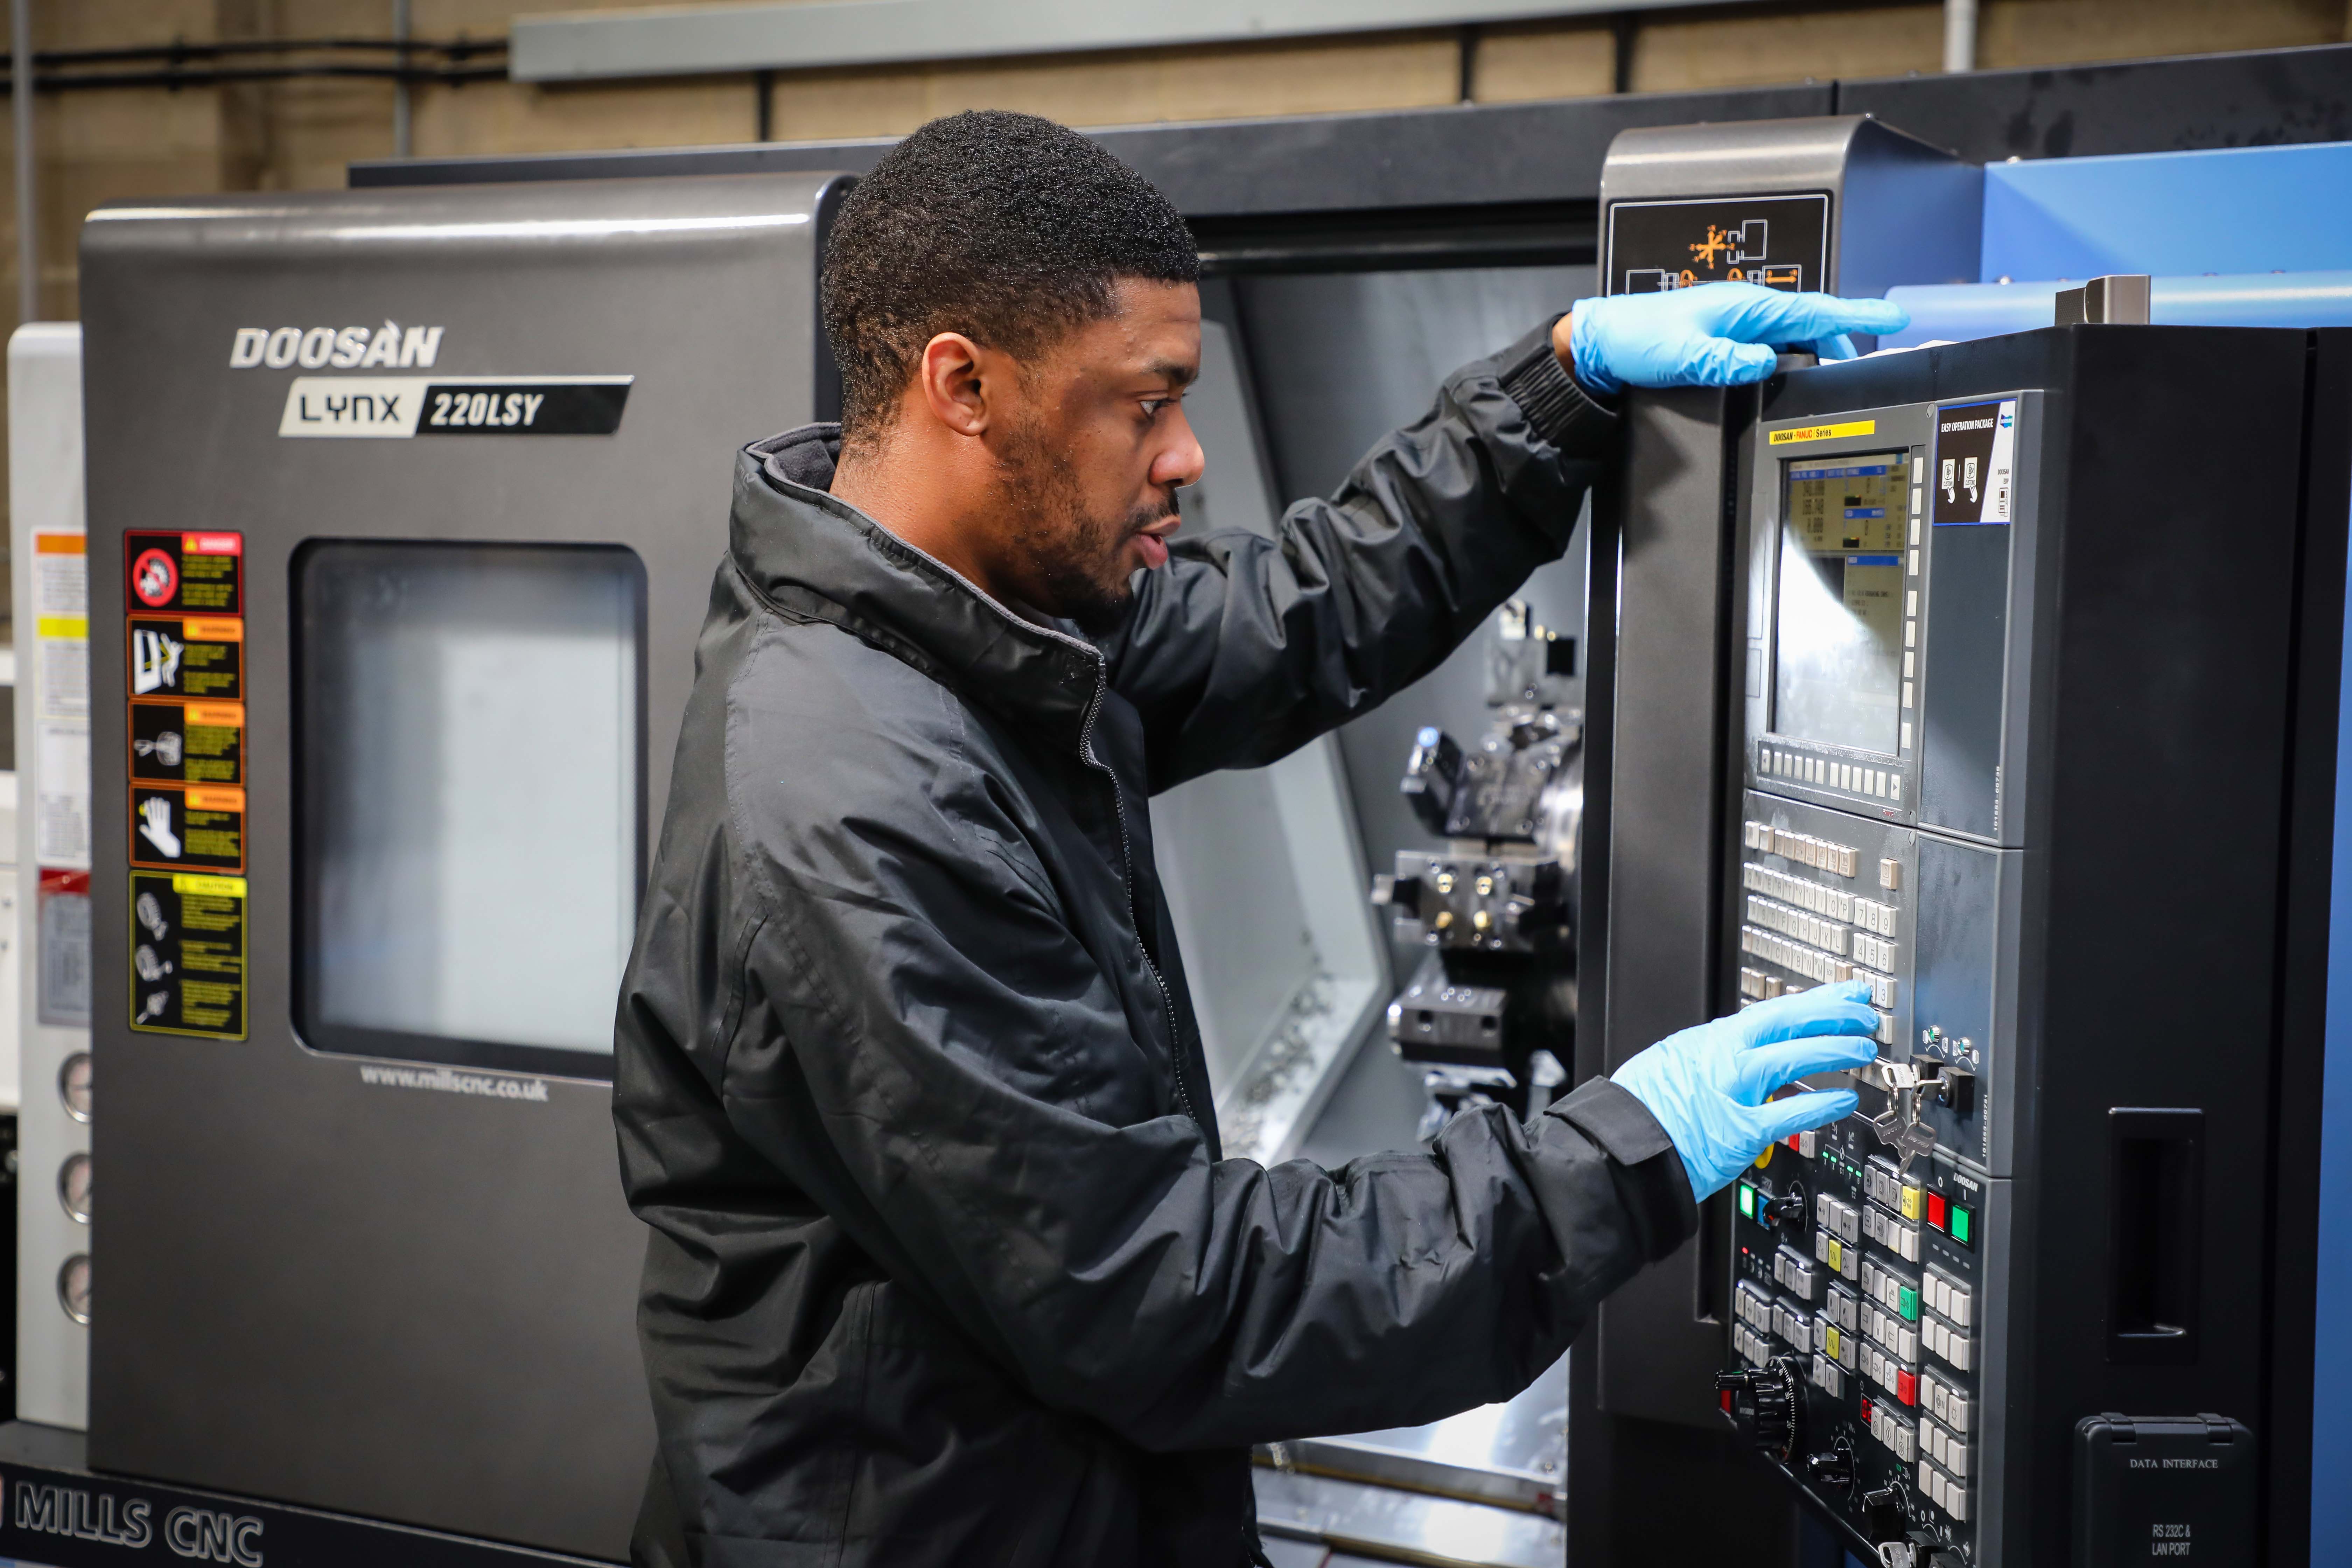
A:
296,541,643,1075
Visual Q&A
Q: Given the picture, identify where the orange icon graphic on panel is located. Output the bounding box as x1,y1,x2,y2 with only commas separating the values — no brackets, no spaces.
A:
1690,224,1737,268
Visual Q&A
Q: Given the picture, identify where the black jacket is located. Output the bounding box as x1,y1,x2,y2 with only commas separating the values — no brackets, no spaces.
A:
614,322,1698,1568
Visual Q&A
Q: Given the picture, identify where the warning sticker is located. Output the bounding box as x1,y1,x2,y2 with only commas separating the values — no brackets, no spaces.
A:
33,531,92,870
37,867,91,1028
130,700,244,785
129,783,244,872
125,530,243,615
127,615,243,701
128,870,247,1040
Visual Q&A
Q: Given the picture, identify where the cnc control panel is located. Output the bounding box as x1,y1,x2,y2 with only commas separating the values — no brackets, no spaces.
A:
1720,388,2026,1566
1708,330,2334,1567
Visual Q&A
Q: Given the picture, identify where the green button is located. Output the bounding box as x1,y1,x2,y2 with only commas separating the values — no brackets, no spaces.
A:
1738,1183,1756,1219
1951,1207,1972,1244
1899,1286,1919,1322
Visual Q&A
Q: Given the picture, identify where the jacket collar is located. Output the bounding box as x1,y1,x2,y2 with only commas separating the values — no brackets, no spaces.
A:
730,426,1107,751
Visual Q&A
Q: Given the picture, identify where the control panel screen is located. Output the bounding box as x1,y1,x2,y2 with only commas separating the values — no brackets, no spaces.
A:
1773,454,1906,756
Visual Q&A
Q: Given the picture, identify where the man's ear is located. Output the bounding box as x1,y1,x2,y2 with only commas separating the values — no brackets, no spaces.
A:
917,331,992,437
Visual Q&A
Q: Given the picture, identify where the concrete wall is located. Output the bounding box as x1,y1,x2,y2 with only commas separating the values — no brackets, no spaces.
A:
0,0,2343,593
11,0,2352,310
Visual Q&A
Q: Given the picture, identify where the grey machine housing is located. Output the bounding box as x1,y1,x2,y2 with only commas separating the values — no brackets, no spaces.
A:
78,172,848,1558
1599,115,1982,308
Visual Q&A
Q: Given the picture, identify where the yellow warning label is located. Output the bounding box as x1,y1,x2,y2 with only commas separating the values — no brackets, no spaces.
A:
1769,420,1878,446
36,615,86,640
171,873,247,898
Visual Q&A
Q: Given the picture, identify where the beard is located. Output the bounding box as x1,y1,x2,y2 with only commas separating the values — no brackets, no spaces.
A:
993,414,1176,636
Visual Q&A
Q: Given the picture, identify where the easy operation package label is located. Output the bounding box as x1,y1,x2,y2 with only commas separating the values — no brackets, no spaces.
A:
125,529,247,1038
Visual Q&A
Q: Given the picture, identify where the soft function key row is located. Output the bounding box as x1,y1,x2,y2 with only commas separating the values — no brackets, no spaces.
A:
1760,749,1903,803
1742,821,1860,878
1744,861,1854,923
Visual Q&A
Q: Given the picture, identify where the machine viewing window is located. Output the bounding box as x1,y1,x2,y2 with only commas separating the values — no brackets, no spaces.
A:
1772,454,1907,756
294,540,645,1078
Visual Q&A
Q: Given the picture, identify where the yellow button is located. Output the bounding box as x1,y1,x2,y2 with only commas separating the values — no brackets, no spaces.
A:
1826,1239,1844,1270
1900,1185,1923,1222
1826,1327,1842,1358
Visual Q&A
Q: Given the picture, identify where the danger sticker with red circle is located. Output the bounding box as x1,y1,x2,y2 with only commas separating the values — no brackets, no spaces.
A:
123,531,242,616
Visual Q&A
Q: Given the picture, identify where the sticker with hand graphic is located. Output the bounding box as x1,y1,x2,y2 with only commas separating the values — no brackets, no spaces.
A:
129,785,243,871
136,794,182,859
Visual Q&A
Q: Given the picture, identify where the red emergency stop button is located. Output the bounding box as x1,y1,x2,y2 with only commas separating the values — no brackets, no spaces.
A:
1897,1369,1918,1406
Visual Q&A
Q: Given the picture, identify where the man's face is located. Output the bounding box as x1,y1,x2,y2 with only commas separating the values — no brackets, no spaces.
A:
986,280,1204,633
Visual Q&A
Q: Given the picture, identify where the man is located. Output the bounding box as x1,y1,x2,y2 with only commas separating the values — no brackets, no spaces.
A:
616,110,1906,1567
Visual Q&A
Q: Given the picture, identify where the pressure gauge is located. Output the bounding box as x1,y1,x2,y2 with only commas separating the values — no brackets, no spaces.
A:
58,1254,91,1325
59,1051,92,1121
59,1152,91,1223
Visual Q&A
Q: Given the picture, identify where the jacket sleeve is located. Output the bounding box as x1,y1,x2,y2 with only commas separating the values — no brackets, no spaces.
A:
721,739,1694,1452
1104,318,1618,792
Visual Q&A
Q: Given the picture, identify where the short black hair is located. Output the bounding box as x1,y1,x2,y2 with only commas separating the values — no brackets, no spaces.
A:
820,110,1199,447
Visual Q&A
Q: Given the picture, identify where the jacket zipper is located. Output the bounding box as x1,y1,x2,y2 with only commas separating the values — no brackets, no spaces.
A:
1074,651,1198,1130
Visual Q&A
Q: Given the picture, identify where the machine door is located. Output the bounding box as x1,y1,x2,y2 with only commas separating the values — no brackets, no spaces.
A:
78,173,842,1559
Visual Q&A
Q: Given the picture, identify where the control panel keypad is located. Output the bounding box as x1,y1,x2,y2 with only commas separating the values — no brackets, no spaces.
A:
1923,1265,1973,1327
1864,1398,1918,1462
1743,819,1860,877
1773,1243,1821,1303
1746,861,1855,922
1920,1368,1972,1434
1922,1311,1973,1371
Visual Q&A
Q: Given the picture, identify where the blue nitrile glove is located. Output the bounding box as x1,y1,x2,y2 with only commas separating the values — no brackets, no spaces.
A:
1611,980,1880,1200
1567,283,1912,394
